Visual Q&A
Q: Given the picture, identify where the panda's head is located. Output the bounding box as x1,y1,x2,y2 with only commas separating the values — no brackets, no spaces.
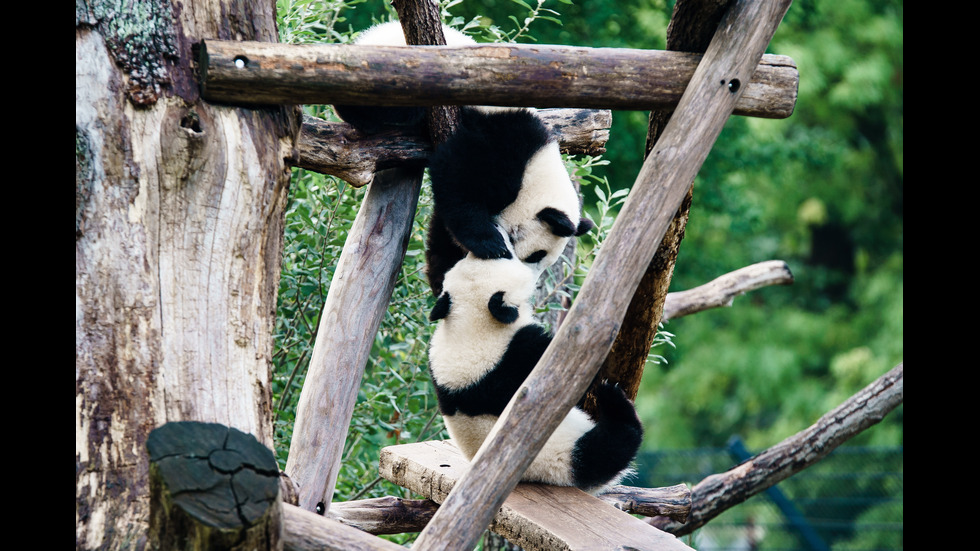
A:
429,249,538,330
498,140,595,273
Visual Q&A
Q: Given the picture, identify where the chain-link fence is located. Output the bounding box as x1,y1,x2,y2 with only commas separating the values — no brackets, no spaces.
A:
635,439,903,551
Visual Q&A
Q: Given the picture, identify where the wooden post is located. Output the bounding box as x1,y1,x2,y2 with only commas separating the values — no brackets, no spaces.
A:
284,167,423,514
284,0,459,516
411,1,794,548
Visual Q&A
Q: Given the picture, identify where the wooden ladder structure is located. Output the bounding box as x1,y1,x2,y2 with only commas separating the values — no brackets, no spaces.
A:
194,0,798,549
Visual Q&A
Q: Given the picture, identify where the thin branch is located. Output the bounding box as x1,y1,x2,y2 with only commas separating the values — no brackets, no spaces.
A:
663,260,794,321
650,363,904,536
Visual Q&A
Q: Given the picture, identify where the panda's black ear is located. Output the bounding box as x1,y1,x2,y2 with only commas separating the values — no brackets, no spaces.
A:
488,291,519,324
575,217,595,236
537,207,577,238
430,292,451,321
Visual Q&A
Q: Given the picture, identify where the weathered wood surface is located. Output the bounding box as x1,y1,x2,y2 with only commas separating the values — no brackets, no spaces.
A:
652,363,904,536
297,108,612,187
410,1,795,549
283,504,407,551
662,260,794,321
322,483,690,535
379,440,694,551
588,0,740,416
284,168,423,514
284,5,459,517
597,484,692,522
76,0,297,546
199,40,798,119
146,422,283,550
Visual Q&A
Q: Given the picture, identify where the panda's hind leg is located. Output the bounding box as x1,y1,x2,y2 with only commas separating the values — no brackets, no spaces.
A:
569,383,644,492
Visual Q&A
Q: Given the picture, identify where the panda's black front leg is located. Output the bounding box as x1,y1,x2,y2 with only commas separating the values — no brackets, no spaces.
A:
446,214,513,260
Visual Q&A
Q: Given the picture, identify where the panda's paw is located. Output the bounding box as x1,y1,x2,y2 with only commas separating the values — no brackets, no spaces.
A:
468,239,513,260
593,383,641,425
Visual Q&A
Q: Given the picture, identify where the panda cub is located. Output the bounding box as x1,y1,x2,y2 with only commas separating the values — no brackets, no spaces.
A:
426,106,594,296
330,22,593,295
428,249,642,493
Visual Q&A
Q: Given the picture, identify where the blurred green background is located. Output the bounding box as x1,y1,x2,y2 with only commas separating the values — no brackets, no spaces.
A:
272,0,902,547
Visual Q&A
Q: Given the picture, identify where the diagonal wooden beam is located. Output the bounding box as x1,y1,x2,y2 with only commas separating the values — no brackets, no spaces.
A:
410,1,795,548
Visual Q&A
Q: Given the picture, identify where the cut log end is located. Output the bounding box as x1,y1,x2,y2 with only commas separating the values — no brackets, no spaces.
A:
146,421,283,549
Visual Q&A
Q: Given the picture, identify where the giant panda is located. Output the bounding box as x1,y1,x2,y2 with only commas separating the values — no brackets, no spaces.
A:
332,21,477,134
427,249,642,493
331,22,594,296
425,106,594,296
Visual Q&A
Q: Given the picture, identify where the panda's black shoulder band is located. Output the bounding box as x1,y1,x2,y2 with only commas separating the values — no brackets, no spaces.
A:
430,292,452,321
488,291,519,324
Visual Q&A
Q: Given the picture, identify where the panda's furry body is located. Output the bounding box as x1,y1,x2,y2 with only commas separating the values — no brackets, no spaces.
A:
426,107,593,295
428,252,643,493
329,22,593,295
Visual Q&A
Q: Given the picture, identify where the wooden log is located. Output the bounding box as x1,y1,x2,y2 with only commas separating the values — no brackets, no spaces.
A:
651,363,904,536
199,40,798,119
283,503,407,551
410,1,795,549
284,167,423,514
146,422,282,550
597,484,692,522
296,108,611,187
325,497,440,535
662,260,794,321
322,481,690,536
379,440,694,551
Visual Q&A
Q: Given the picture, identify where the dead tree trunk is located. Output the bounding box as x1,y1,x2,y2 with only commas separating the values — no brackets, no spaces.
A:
75,1,298,547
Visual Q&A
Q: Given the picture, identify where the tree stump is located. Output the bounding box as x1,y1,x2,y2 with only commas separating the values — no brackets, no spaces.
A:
146,422,283,550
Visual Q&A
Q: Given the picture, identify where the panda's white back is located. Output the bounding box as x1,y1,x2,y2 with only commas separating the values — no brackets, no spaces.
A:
354,21,476,46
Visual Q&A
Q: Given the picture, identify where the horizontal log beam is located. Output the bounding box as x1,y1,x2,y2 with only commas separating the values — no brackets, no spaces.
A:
199,40,797,119
296,108,611,187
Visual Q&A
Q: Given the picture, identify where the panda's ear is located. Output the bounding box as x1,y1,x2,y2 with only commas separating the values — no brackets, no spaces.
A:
575,217,595,236
488,291,519,324
537,207,577,238
430,292,452,321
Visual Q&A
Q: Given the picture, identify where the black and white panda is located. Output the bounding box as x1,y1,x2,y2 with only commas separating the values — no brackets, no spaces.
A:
425,106,594,296
331,22,594,295
428,250,642,493
332,21,477,134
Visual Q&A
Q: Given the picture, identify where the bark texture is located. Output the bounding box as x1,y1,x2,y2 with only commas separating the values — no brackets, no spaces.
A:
199,40,798,118
75,1,299,548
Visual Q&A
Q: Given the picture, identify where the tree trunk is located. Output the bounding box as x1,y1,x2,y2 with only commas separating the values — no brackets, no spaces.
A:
75,1,298,548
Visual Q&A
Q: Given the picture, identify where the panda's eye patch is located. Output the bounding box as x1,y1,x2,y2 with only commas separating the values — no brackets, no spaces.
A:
523,250,547,264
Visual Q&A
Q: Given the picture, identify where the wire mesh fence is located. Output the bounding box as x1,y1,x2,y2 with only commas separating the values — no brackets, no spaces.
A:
635,440,903,551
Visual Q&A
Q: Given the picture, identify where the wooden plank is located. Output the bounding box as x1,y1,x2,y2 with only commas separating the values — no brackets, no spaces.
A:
379,441,694,551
